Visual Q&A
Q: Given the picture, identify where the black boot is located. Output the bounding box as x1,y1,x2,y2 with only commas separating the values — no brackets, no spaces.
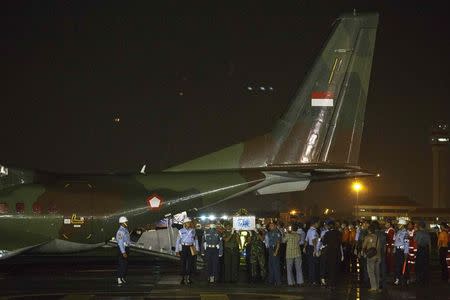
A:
180,276,185,285
186,275,193,284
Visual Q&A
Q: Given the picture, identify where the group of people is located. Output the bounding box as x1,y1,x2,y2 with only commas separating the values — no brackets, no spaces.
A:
302,218,449,290
115,215,450,290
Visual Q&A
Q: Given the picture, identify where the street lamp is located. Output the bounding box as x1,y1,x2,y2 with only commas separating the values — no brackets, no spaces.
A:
352,181,363,218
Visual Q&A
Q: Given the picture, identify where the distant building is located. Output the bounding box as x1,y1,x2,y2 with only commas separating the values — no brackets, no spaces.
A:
430,122,449,208
409,208,450,225
355,196,420,219
353,195,450,227
279,209,306,225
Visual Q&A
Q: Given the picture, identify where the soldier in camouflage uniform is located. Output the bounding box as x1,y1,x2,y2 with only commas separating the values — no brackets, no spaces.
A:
223,223,240,283
249,224,266,282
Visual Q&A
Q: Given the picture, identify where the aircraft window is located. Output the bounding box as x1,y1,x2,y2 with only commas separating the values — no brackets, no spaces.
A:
32,202,42,214
0,203,9,214
16,203,25,214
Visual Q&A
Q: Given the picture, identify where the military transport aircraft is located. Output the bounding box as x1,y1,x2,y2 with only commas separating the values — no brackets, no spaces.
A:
0,12,378,259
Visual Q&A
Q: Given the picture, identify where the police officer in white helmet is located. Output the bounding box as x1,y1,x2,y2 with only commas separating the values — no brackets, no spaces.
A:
175,217,199,284
116,216,130,286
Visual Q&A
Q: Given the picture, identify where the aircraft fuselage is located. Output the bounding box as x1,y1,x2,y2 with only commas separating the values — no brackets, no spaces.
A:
0,171,266,254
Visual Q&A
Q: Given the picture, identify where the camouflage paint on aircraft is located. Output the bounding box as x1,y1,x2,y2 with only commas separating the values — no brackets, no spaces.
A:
0,12,378,259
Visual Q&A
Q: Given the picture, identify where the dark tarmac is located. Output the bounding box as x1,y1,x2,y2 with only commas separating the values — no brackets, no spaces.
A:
0,248,448,300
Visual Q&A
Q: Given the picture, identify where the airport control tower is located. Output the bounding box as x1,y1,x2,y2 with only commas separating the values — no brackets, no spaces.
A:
430,122,449,208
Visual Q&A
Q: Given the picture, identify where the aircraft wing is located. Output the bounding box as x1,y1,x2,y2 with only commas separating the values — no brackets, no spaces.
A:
0,230,51,260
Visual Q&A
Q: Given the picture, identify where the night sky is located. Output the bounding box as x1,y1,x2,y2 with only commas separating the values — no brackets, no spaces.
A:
2,1,450,214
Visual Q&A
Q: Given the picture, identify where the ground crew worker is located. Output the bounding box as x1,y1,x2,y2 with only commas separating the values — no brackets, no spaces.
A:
393,218,409,285
414,221,431,285
283,224,303,286
437,222,449,282
385,220,395,274
249,224,266,282
202,223,223,283
116,216,130,286
265,222,282,285
176,217,199,285
223,223,240,283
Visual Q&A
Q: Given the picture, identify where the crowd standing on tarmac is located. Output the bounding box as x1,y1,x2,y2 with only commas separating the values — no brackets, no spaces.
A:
178,217,450,290
116,215,450,290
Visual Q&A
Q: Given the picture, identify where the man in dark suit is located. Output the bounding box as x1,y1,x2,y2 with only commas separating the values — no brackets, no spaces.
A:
322,220,343,290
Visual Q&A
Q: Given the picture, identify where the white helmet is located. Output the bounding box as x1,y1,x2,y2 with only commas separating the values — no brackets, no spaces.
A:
398,218,407,225
183,217,192,223
119,216,128,224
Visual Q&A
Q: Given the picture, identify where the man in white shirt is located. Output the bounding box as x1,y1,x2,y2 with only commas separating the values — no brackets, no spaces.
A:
304,218,320,285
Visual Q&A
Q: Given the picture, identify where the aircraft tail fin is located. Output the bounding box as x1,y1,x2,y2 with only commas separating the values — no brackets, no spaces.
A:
167,12,379,172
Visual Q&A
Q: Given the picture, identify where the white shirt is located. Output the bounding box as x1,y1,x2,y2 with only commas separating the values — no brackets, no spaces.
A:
305,227,319,246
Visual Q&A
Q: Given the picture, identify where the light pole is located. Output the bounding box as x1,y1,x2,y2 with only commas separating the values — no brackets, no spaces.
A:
352,182,363,218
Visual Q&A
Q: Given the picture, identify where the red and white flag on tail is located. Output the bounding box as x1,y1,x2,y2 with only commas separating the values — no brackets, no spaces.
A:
311,91,334,107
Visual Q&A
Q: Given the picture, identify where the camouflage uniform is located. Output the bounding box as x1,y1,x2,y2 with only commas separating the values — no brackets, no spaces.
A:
249,230,266,280
223,229,240,283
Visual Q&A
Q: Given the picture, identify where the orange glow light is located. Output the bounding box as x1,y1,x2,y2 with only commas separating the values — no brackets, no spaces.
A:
352,182,363,192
